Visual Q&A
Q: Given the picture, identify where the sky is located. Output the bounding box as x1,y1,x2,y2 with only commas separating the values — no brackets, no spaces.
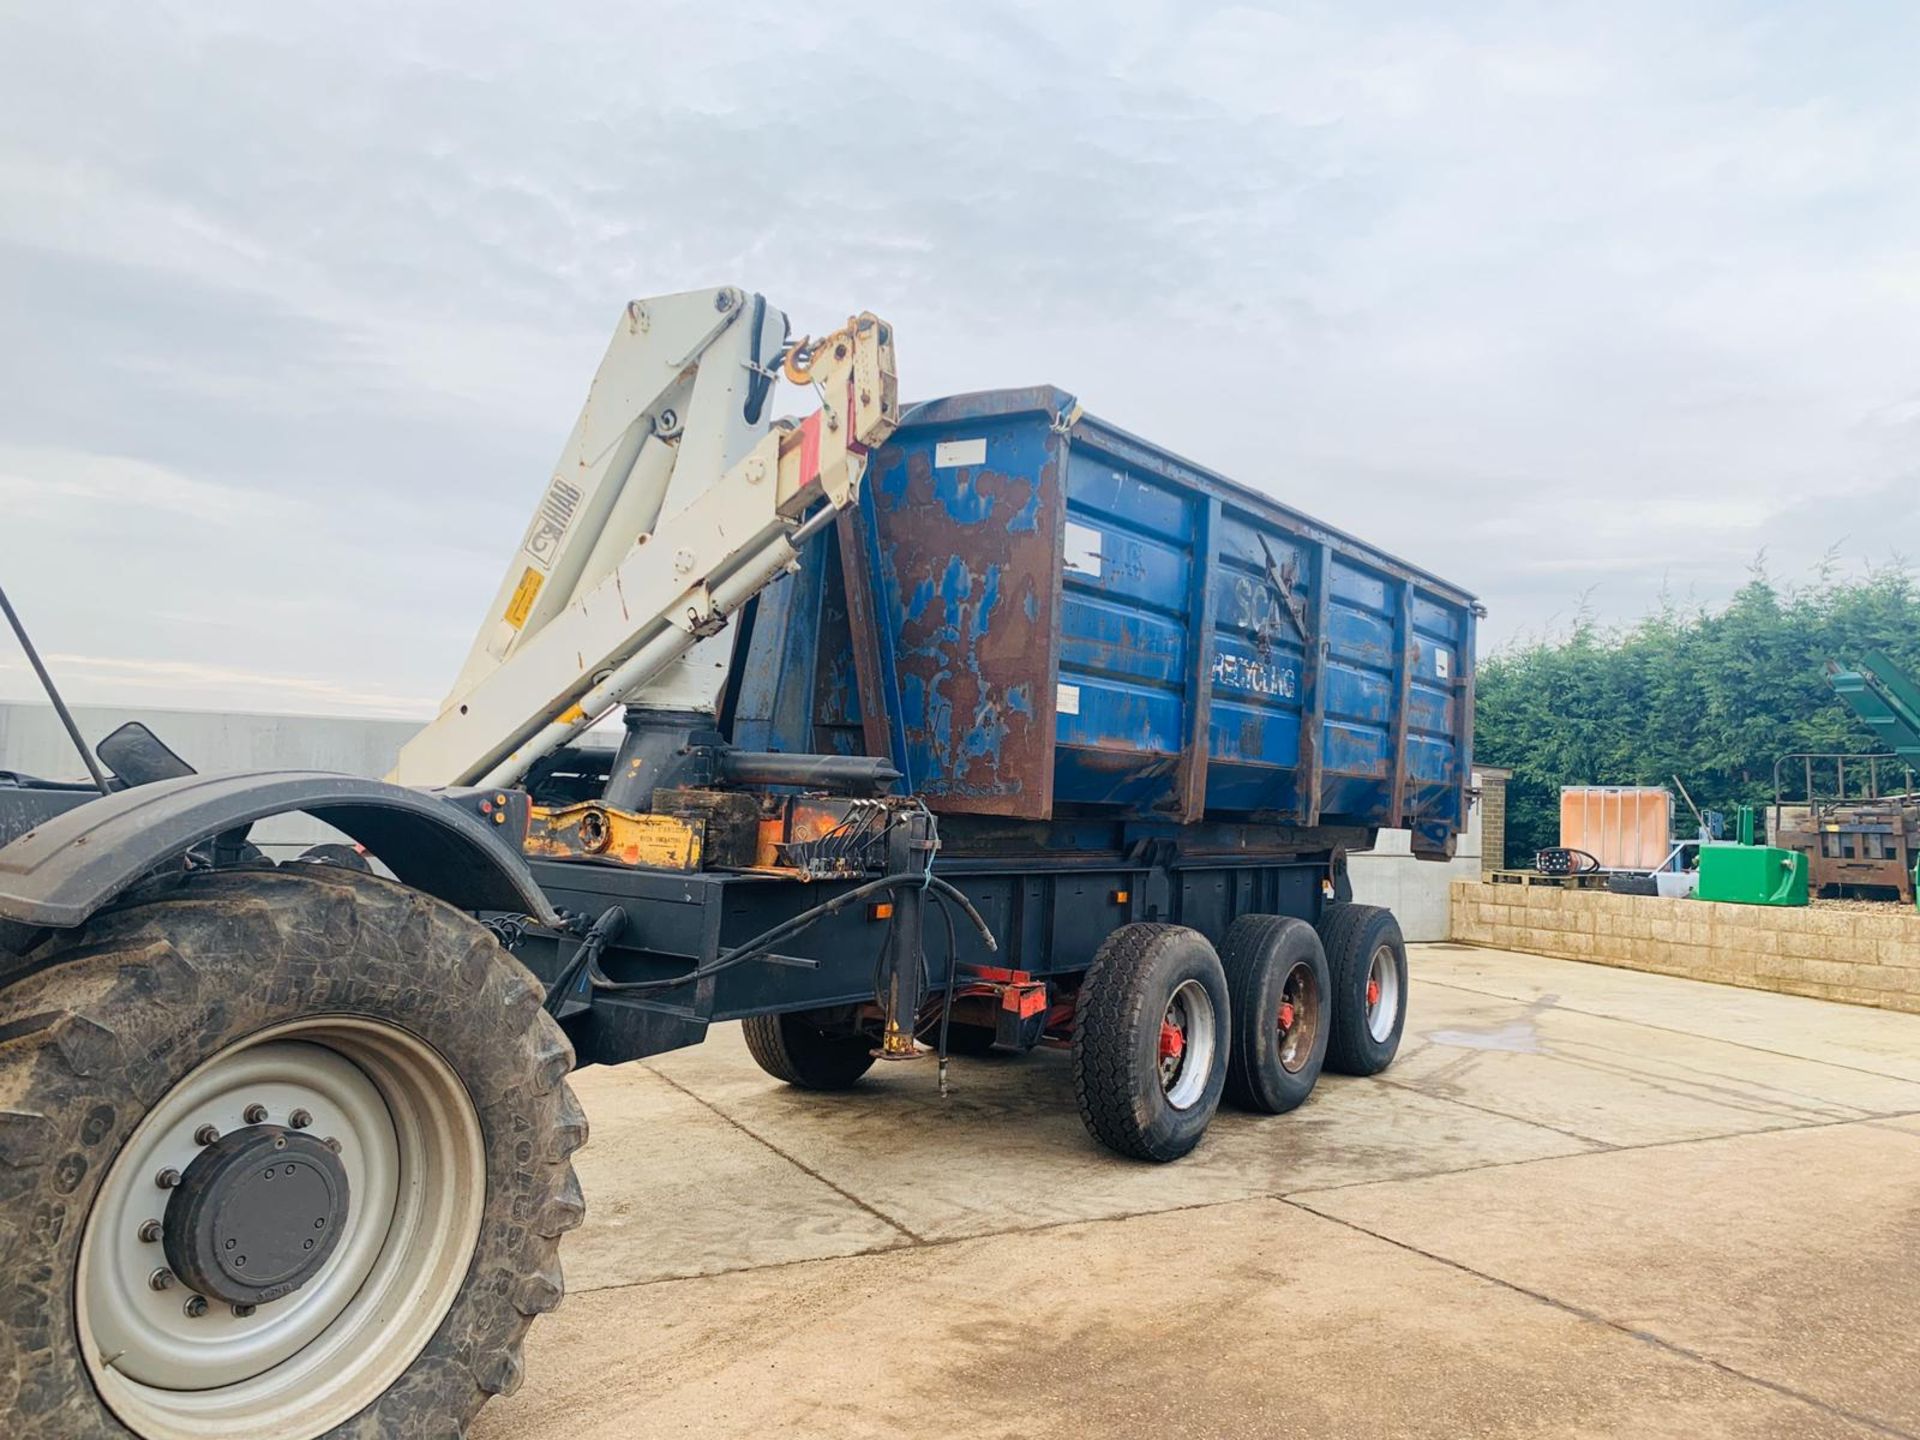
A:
2,1,1917,718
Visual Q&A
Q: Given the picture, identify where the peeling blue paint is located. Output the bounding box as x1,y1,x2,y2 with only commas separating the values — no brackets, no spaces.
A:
938,555,972,631
932,467,996,524
903,576,936,625
976,564,1002,638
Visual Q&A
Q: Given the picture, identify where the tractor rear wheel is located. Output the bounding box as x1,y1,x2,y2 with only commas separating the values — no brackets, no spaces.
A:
0,866,587,1439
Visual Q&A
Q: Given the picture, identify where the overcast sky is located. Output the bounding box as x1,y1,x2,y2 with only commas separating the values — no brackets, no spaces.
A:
2,1,1917,718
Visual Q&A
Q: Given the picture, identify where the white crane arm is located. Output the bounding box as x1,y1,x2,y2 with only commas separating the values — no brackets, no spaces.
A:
391,289,897,789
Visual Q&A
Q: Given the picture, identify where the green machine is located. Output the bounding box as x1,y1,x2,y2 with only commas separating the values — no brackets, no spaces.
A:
1695,805,1810,907
1827,653,1920,913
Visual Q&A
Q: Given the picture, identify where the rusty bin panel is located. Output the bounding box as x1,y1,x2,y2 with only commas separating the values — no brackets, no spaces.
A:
851,387,1479,854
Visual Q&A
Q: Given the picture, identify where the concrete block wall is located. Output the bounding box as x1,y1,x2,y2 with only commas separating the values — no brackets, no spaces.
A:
1451,880,1920,1015
1478,770,1509,874
1349,768,1495,942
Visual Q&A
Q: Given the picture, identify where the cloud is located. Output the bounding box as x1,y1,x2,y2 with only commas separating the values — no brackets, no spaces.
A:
0,444,303,526
0,654,435,719
1,0,1918,717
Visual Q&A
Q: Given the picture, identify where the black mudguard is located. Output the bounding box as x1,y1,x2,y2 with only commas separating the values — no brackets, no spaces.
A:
0,770,557,931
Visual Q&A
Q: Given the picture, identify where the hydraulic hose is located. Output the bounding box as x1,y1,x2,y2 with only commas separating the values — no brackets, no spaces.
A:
587,871,993,997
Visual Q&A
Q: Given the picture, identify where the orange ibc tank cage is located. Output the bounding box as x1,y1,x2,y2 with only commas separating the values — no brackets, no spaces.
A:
1559,786,1673,871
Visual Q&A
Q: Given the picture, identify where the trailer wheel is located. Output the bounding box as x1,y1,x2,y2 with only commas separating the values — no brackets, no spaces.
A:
0,866,586,1440
741,1011,875,1090
1317,902,1409,1075
1220,914,1330,1114
1072,923,1229,1162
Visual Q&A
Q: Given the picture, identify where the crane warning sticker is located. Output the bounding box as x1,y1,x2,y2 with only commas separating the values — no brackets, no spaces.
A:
934,438,987,468
523,477,582,563
1063,522,1104,578
1435,650,1450,679
504,566,545,630
1056,683,1081,715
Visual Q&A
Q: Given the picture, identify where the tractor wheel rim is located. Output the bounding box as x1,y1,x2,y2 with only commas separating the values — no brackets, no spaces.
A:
1158,978,1217,1111
1365,944,1400,1043
77,1017,485,1440
1277,960,1321,1074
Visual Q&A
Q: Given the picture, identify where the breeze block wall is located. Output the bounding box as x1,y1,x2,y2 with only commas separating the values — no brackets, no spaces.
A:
1450,880,1920,1015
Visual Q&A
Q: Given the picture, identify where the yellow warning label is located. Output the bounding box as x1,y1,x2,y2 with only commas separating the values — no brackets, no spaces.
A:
504,567,544,629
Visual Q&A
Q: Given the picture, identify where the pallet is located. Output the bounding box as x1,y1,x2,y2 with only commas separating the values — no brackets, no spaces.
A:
1487,869,1611,890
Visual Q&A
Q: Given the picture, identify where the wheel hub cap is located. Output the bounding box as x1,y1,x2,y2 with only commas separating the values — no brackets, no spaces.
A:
1157,979,1217,1110
163,1127,349,1307
1158,1020,1187,1063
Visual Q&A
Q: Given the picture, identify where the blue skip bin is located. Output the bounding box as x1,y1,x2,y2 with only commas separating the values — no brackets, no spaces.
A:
847,387,1479,858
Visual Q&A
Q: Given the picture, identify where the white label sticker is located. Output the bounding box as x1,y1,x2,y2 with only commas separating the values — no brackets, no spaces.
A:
1435,650,1450,679
1056,683,1081,716
934,437,987,468
1063,521,1104,578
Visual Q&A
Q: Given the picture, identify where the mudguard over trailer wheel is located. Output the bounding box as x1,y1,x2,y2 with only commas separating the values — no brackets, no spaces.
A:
1317,902,1410,1076
0,866,587,1440
1072,923,1230,1163
1220,914,1330,1114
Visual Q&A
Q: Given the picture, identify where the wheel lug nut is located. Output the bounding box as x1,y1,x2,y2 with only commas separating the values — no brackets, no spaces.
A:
232,1303,256,1318
289,1109,312,1129
244,1103,270,1125
183,1295,208,1319
194,1124,220,1146
155,1168,181,1190
137,1219,162,1243
148,1268,175,1292
323,1136,341,1153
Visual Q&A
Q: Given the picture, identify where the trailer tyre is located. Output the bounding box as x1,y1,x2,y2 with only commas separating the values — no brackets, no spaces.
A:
0,865,586,1440
742,1011,876,1090
1220,915,1330,1114
1072,923,1229,1162
1317,902,1409,1075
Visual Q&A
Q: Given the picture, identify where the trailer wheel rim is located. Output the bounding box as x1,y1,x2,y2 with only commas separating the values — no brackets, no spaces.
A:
1365,944,1400,1043
76,1017,485,1440
1277,960,1321,1074
1157,978,1217,1110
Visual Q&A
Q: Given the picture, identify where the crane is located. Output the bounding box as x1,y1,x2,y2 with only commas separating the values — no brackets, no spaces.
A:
391,286,897,791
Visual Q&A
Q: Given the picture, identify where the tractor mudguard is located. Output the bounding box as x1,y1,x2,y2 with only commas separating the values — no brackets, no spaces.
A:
0,770,558,930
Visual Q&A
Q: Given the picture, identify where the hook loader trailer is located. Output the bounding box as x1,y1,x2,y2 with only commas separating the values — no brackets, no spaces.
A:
0,286,1478,1438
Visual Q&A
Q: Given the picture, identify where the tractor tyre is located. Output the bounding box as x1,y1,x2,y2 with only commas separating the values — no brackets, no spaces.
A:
0,865,587,1439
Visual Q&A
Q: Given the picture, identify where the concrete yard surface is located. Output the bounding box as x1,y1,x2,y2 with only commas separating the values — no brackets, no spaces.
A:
473,943,1920,1440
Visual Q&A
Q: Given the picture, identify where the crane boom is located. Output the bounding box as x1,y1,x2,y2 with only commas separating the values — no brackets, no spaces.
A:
391,288,897,789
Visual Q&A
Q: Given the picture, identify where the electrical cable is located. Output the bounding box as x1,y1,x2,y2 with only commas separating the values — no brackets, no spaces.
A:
931,888,961,1098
